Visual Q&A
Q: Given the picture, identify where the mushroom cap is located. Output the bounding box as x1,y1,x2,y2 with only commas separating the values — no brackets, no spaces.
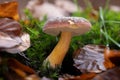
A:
43,17,92,36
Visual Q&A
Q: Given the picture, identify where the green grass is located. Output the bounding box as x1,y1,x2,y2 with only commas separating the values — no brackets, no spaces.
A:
71,7,120,49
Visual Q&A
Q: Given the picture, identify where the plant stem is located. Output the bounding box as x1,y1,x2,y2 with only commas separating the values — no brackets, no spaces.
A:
99,7,109,47
44,32,72,68
101,30,120,48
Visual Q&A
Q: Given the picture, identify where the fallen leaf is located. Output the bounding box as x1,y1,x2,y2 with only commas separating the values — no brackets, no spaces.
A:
104,48,120,67
4,33,30,53
92,67,120,80
88,9,99,21
79,73,96,80
0,1,19,20
0,18,22,36
59,73,96,80
8,58,35,74
10,67,27,78
73,45,106,73
0,32,22,48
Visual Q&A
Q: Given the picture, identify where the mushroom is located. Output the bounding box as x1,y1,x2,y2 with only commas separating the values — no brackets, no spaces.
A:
43,17,92,68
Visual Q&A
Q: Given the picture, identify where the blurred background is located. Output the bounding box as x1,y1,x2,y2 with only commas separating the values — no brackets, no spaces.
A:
0,0,120,20
1,0,120,80
0,0,120,9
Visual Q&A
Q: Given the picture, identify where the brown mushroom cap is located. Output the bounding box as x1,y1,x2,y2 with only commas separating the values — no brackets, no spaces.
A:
43,17,92,36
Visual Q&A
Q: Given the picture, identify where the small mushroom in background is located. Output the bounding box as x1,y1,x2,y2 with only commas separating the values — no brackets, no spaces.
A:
42,17,91,68
26,0,82,20
110,5,120,12
26,0,67,20
54,0,80,14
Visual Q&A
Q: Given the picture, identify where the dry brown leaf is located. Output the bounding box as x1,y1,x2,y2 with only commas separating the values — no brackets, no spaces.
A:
104,48,120,68
79,73,96,80
0,18,30,53
73,45,106,73
10,67,27,78
0,32,22,48
88,9,99,21
1,58,39,80
5,33,30,53
0,18,23,49
8,58,35,74
59,73,96,80
92,67,120,80
0,1,19,20
0,18,22,36
104,48,115,69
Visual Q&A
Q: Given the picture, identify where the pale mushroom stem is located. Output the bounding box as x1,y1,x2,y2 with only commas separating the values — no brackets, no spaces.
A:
45,31,72,68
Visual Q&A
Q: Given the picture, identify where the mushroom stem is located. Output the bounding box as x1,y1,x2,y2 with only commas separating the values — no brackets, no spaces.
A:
45,31,72,68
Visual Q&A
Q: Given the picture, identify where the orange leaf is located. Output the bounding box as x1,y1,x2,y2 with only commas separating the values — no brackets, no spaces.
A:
79,73,96,80
10,67,27,78
104,48,115,69
104,48,120,67
0,1,19,20
8,58,35,74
